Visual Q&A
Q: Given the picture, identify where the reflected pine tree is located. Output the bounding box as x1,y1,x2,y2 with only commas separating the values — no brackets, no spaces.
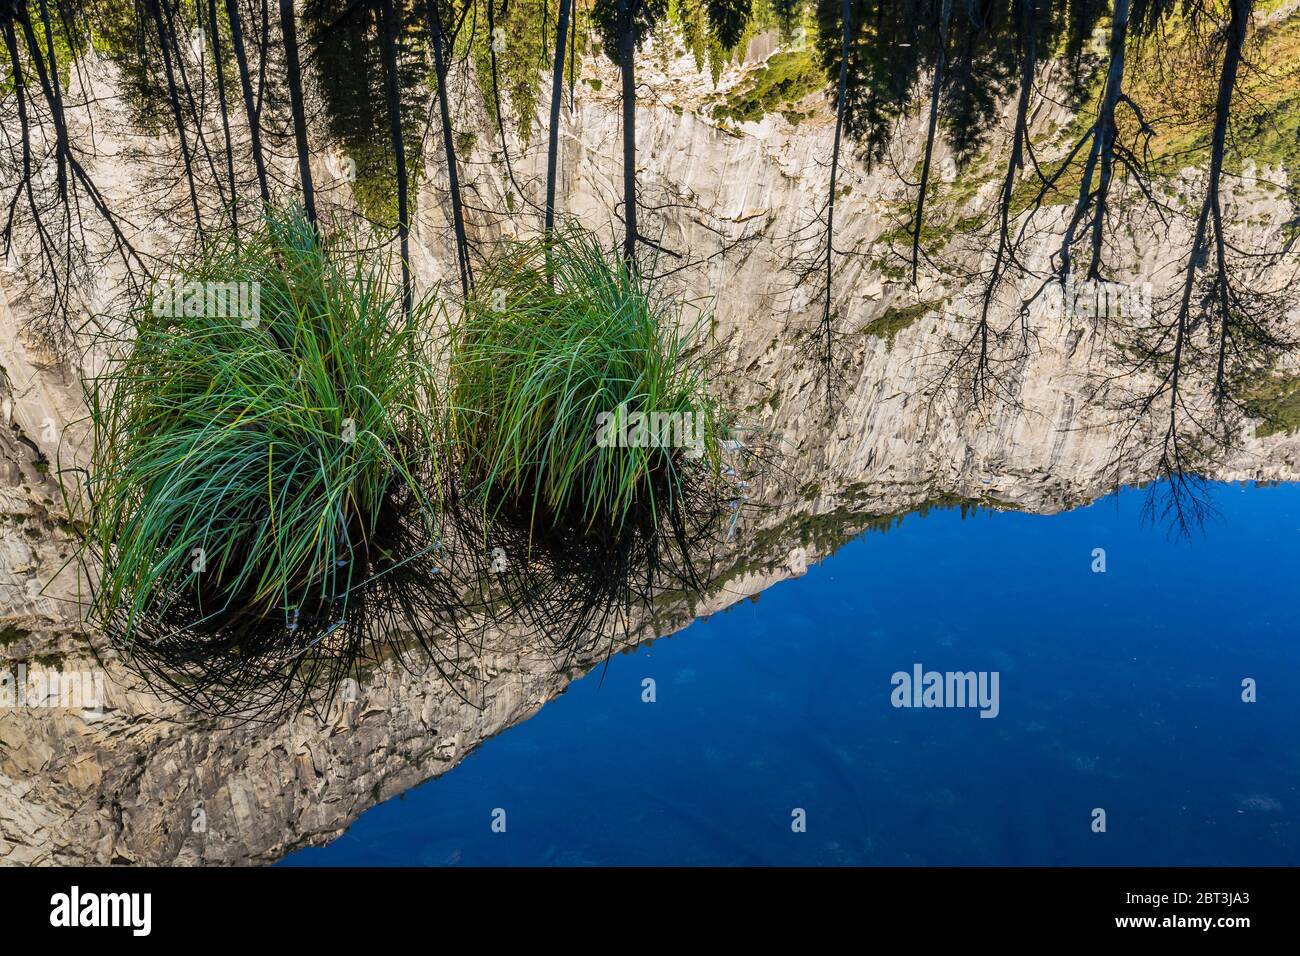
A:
811,0,1101,168
302,0,427,226
470,0,590,147
704,0,750,48
90,0,172,130
771,0,801,36
673,0,771,83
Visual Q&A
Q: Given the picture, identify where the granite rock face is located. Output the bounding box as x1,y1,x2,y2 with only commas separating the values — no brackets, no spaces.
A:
2,30,1298,865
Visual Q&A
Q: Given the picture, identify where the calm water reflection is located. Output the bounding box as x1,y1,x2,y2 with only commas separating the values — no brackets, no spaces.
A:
282,482,1300,865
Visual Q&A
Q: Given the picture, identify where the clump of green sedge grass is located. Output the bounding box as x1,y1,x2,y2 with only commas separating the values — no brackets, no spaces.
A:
81,209,444,643
447,226,726,536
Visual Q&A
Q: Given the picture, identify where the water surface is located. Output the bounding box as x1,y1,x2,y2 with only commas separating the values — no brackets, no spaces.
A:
283,482,1300,866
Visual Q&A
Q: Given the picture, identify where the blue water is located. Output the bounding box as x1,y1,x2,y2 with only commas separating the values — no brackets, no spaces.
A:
282,482,1300,866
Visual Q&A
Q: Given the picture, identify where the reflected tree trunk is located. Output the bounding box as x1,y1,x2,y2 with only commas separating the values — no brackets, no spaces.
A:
278,0,316,225
1206,0,1252,399
164,0,225,207
224,0,271,207
34,0,66,199
618,0,636,265
425,0,472,297
1060,0,1130,281
962,0,1041,404
545,0,571,238
911,0,951,286
819,0,850,408
377,0,411,321
486,0,527,205
146,0,206,239
207,0,240,233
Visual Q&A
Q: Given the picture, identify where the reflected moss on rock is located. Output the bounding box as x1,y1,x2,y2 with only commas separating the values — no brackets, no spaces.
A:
711,46,821,125
1243,372,1300,438
860,298,945,349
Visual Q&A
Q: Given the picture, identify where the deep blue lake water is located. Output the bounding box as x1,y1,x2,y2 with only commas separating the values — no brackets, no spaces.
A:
282,482,1300,866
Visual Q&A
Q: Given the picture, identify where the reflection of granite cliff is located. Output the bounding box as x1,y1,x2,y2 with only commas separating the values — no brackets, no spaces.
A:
2,32,1299,865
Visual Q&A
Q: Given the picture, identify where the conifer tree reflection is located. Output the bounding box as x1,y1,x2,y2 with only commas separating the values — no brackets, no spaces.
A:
302,0,427,227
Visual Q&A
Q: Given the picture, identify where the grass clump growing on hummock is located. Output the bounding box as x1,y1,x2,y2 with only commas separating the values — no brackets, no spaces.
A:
80,209,445,659
448,226,727,538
